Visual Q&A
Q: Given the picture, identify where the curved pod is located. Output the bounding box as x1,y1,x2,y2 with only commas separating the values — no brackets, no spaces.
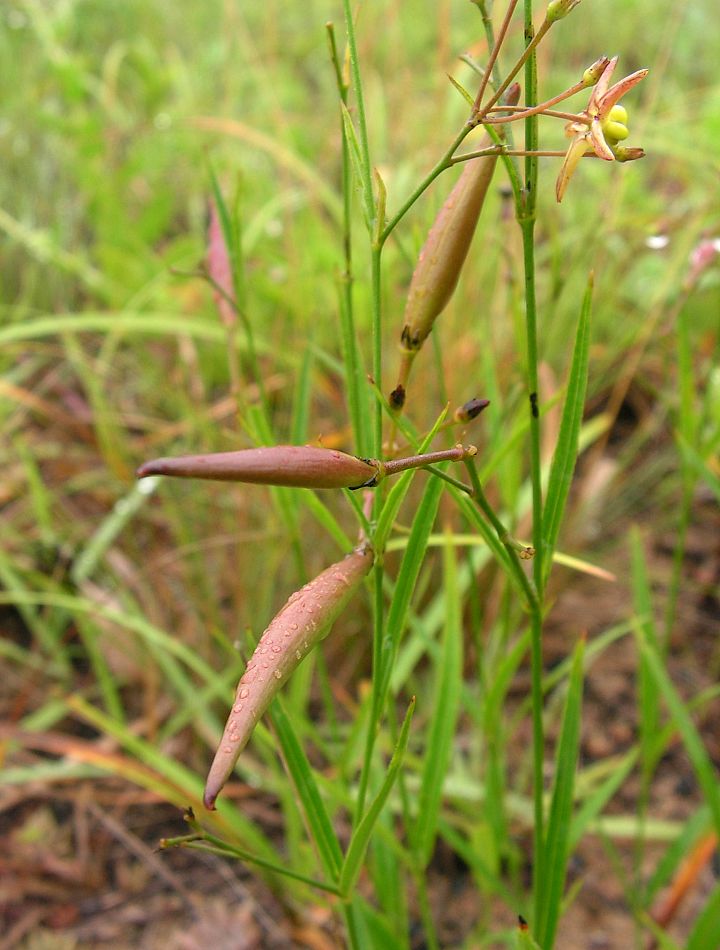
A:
204,544,373,808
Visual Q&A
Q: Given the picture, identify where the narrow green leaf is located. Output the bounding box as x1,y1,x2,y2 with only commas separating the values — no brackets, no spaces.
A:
0,312,270,356
376,475,444,712
569,750,637,851
304,490,354,553
446,72,476,108
686,882,720,950
369,813,409,945
72,477,160,585
350,894,409,950
270,695,344,881
636,630,720,836
645,807,711,903
340,102,373,230
412,534,463,867
208,164,245,312
677,433,720,504
339,698,415,894
290,347,314,444
542,276,593,579
536,636,585,948
373,167,387,247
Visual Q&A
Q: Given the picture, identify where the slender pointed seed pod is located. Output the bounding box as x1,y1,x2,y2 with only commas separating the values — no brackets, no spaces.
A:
204,544,374,808
137,445,381,489
399,83,521,358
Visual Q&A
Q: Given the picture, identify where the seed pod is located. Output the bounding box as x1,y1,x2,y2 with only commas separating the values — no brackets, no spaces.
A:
137,445,380,489
400,148,497,352
204,544,373,808
400,84,521,355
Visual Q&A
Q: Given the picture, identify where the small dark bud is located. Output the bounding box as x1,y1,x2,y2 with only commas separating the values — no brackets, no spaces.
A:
390,385,406,410
454,397,490,423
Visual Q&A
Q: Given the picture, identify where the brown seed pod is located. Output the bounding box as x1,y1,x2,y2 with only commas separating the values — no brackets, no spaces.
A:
204,543,374,808
399,85,521,355
400,147,498,353
137,445,380,489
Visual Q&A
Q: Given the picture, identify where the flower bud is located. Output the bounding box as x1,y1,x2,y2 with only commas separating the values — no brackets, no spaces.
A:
137,445,380,489
204,544,374,808
400,85,521,354
546,0,582,22
453,397,490,423
612,145,645,163
581,57,611,88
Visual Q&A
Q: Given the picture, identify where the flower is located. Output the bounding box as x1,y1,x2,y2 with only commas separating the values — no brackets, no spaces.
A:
556,56,648,202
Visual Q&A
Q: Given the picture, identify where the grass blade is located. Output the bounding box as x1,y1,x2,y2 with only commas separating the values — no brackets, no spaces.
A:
686,882,720,950
536,636,585,948
412,533,463,867
635,630,720,837
376,475,444,715
340,698,415,895
542,275,593,581
270,695,344,881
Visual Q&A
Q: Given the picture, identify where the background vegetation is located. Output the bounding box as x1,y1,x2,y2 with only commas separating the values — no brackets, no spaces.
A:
1,0,719,947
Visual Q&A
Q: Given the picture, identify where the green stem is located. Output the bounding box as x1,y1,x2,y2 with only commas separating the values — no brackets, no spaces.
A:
520,0,546,931
472,0,520,111
463,457,538,611
450,147,567,163
380,126,472,244
371,246,383,458
422,465,473,494
327,22,368,456
482,17,552,116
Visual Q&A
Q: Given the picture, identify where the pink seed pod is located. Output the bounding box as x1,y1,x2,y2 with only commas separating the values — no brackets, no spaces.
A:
137,445,380,489
204,543,373,809
400,149,497,352
400,85,521,354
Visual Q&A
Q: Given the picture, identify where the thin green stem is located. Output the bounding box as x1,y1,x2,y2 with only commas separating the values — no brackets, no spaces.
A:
422,465,473,494
327,22,368,456
382,445,472,477
463,457,538,611
483,77,591,123
371,246,383,459
520,0,546,932
450,147,567,164
380,126,472,244
472,0,520,112
482,17,552,116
